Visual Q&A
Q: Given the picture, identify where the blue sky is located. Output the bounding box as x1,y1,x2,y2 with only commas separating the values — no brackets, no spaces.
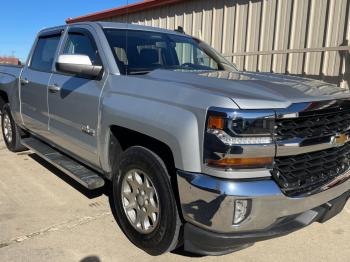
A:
0,0,139,61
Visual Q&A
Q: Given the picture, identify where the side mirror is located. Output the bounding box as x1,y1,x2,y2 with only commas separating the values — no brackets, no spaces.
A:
56,54,103,77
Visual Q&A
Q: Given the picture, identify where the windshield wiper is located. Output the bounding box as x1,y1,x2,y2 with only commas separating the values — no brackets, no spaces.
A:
128,70,152,75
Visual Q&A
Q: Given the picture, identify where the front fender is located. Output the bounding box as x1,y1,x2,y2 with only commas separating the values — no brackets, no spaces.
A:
99,94,202,173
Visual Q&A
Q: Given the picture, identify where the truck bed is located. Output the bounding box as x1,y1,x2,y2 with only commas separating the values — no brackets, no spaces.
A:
0,64,23,94
0,64,23,76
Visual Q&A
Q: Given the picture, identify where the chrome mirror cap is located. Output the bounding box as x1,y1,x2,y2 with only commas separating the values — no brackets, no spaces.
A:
56,54,102,77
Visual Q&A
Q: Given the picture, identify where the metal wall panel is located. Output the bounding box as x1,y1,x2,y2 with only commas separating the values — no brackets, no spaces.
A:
343,2,350,88
304,0,328,76
192,1,203,38
287,0,309,75
272,0,292,74
211,0,224,51
233,1,248,69
322,0,347,77
348,6,350,42
102,0,350,87
245,0,262,71
258,0,277,72
221,1,236,63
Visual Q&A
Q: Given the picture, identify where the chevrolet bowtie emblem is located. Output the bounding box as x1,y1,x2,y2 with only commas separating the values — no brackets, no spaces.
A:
330,133,349,147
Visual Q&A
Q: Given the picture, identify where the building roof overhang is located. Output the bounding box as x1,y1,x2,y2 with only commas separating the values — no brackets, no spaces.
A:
66,0,185,24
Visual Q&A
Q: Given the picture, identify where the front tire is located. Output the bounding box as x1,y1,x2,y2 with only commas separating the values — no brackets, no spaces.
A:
112,146,181,256
1,104,27,152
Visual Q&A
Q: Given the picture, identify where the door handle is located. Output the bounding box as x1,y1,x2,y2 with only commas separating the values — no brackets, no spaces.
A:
20,78,29,85
48,84,61,93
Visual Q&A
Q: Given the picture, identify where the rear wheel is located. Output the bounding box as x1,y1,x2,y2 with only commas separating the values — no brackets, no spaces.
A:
112,146,181,255
1,104,27,152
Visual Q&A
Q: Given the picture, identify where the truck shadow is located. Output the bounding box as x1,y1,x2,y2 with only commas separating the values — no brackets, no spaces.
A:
80,256,101,262
28,153,206,258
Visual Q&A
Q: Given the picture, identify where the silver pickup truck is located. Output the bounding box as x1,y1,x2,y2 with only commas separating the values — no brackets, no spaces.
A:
1,22,350,256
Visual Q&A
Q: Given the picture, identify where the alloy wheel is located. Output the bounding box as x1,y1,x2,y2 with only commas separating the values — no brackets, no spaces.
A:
3,113,13,143
121,169,160,234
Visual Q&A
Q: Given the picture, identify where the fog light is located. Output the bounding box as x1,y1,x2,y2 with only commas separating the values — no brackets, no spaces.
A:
233,200,251,225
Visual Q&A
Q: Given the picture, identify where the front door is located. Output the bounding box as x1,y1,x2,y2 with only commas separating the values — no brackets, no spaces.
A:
48,27,106,167
21,33,61,137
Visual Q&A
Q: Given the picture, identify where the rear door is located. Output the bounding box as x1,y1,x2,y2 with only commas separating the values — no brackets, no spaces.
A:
20,31,62,137
47,26,106,167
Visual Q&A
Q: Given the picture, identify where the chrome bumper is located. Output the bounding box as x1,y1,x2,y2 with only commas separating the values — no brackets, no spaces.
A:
177,170,350,233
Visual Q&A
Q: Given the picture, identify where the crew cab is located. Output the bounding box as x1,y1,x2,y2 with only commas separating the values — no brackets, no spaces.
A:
0,22,349,256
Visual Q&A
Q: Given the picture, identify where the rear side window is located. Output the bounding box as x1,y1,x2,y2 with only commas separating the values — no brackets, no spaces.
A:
30,35,61,72
63,32,101,66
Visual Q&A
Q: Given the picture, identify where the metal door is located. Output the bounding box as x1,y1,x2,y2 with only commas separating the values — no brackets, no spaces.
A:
47,26,106,167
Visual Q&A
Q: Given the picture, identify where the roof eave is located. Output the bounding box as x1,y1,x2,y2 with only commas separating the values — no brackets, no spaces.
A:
66,0,185,24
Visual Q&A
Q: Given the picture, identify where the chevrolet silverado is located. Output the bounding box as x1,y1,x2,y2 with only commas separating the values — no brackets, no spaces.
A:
0,22,350,256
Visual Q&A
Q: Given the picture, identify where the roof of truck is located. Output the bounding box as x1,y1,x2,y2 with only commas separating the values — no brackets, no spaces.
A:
39,22,187,37
98,22,186,36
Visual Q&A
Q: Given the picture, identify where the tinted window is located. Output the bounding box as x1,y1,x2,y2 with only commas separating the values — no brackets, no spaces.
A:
63,33,101,66
104,29,231,75
30,35,61,72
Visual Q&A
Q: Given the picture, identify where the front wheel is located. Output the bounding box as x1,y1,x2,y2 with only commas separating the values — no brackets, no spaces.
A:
1,104,27,152
112,146,181,255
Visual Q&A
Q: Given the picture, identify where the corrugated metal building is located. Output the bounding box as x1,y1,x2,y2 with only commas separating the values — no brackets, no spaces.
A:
68,0,350,88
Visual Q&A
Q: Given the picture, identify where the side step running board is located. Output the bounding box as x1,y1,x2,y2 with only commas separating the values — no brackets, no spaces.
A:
22,137,105,190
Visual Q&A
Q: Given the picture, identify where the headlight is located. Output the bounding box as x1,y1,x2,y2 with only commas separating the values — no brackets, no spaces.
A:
204,107,275,170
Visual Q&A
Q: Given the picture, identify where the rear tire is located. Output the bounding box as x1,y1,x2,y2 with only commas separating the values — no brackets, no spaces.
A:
1,104,27,152
112,146,181,256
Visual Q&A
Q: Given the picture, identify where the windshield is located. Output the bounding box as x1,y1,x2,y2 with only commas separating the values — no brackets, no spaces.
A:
104,29,237,75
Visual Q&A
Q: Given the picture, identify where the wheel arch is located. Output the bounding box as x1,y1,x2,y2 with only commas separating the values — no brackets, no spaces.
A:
107,125,177,180
99,95,203,179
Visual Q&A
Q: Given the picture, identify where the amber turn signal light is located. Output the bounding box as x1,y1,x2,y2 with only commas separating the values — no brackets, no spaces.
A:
208,115,224,129
207,157,273,168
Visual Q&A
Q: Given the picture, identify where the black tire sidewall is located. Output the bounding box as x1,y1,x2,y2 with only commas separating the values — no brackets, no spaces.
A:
112,146,180,255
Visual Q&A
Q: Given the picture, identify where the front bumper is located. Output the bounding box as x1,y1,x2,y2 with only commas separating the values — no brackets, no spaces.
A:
177,170,350,255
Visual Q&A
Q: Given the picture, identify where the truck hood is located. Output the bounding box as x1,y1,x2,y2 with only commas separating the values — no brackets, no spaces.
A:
143,70,350,109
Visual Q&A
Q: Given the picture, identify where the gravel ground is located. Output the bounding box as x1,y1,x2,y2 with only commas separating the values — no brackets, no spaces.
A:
0,130,349,262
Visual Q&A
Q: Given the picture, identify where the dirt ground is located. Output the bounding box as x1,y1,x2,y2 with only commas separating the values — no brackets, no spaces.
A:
0,131,349,262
